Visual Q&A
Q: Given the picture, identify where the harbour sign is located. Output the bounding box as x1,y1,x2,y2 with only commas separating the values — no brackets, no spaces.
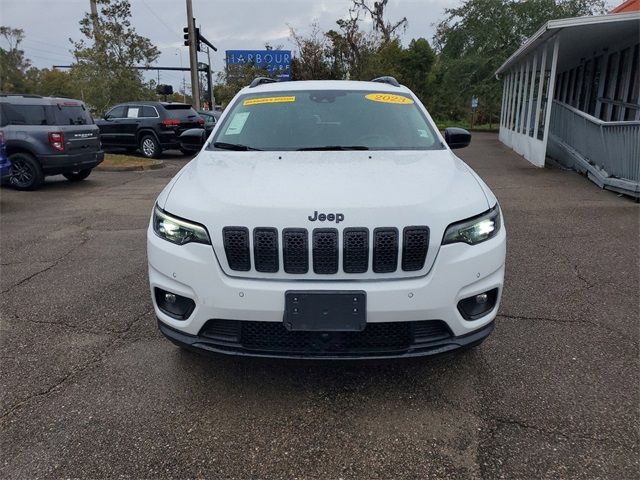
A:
225,50,292,81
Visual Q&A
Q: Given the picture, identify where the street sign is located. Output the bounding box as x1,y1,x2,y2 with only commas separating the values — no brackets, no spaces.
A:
225,50,292,81
471,96,479,109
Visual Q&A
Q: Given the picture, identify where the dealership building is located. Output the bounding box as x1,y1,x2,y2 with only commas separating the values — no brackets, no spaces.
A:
495,3,640,198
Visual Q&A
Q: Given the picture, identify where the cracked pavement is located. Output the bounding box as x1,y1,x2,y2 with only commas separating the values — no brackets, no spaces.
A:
1,136,638,479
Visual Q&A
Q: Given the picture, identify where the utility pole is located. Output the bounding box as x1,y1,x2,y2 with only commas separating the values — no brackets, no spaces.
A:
185,0,201,109
205,45,215,108
89,0,99,29
90,0,101,48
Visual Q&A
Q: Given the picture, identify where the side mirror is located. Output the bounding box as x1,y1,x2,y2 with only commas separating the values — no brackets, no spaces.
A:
103,114,111,121
179,128,207,151
444,127,471,150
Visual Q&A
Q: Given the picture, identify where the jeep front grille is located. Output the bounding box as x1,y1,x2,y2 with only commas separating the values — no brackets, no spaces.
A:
222,226,429,275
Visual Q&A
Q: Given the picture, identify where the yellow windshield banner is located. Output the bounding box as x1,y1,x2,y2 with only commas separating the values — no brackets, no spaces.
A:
243,96,296,106
365,93,414,105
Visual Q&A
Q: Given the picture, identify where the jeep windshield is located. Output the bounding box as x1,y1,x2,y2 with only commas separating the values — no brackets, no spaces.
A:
208,90,444,151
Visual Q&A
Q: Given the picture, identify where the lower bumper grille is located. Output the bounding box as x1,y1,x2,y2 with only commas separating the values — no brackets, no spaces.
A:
199,319,452,355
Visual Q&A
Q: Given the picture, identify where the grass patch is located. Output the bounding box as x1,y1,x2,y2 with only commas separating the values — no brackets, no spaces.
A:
98,153,162,170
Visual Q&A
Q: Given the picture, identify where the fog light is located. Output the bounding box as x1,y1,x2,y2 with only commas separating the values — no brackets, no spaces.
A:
457,288,498,320
475,293,488,304
154,288,195,320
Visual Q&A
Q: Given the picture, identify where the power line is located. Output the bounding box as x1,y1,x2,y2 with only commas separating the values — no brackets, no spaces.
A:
22,43,72,57
140,0,180,34
26,52,73,63
23,37,72,51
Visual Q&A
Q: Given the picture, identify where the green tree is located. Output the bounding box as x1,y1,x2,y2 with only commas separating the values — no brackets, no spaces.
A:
0,26,31,92
431,0,606,121
213,63,272,108
70,0,160,114
25,68,77,98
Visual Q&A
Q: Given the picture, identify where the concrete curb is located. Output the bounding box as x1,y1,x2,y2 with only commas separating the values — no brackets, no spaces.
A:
96,161,165,172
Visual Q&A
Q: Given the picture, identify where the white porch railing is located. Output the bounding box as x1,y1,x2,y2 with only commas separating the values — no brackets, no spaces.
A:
548,100,640,197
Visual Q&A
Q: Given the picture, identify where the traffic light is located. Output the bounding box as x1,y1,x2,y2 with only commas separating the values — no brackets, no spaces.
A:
183,24,201,50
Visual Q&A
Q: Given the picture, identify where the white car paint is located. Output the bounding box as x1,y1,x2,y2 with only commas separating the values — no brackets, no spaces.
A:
147,79,506,358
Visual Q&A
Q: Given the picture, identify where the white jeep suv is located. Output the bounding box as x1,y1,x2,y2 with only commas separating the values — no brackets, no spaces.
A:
147,77,506,359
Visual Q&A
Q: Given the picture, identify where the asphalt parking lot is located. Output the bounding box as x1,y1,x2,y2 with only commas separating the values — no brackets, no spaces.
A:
1,134,638,479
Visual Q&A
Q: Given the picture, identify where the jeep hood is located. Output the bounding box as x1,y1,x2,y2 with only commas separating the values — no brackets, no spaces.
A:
162,149,492,279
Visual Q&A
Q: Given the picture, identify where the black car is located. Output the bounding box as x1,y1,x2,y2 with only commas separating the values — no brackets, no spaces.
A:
0,94,104,190
96,101,204,158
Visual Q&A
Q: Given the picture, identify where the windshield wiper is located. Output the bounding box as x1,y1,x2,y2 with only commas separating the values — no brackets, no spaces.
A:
296,145,369,151
212,141,262,151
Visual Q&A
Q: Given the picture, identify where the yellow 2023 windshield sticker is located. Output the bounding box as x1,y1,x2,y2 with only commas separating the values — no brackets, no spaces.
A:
365,93,414,104
243,96,296,106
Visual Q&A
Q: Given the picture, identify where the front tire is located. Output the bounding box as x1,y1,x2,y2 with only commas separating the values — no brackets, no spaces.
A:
9,152,44,190
63,168,92,182
139,135,161,159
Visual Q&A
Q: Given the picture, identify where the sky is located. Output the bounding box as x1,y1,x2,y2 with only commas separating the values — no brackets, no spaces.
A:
0,0,459,90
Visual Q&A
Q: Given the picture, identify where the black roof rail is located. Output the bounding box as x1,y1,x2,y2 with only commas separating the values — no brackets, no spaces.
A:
249,77,277,88
371,76,400,87
0,93,44,98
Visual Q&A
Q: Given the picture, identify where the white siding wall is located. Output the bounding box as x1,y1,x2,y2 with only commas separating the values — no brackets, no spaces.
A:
499,36,560,167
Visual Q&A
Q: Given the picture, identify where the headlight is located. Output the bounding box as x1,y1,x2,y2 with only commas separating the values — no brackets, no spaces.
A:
153,205,210,245
442,204,501,245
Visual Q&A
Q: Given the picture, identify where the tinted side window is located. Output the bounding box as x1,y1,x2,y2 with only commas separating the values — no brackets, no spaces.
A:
0,104,52,125
106,105,126,118
164,105,198,119
141,106,158,117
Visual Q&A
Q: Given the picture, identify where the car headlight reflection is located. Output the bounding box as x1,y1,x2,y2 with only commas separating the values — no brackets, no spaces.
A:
442,204,501,245
153,205,210,245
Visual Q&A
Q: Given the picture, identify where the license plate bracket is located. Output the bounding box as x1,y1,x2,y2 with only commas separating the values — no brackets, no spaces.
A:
283,291,366,332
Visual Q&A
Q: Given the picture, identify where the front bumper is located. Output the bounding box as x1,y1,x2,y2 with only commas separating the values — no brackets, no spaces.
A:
158,317,494,359
148,222,506,358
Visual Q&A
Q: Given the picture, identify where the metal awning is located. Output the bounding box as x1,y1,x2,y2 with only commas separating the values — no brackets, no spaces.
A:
495,11,640,77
